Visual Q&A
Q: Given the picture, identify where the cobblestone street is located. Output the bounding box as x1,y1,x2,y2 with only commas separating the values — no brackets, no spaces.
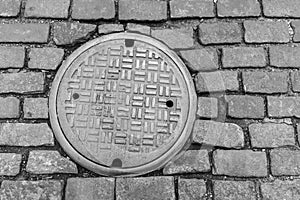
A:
0,0,300,199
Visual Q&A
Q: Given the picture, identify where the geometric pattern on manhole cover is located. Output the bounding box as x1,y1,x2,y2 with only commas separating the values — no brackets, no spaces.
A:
49,33,197,176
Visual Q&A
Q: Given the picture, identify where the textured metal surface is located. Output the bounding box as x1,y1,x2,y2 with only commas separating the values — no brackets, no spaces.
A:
49,33,196,176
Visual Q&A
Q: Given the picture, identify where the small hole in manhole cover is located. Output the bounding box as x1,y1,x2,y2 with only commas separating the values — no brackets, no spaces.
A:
49,33,197,177
166,100,174,108
72,93,80,100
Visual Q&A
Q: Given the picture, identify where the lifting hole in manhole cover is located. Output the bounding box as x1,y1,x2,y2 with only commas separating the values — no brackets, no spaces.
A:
49,33,197,176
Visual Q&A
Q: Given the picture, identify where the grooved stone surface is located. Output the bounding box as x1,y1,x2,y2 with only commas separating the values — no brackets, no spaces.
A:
222,47,266,68
249,123,295,148
170,0,214,18
217,0,260,17
0,180,63,200
72,0,115,20
119,0,167,21
193,120,244,148
65,178,115,200
244,20,290,43
199,22,242,44
28,47,64,70
180,48,218,72
261,179,300,200
0,24,49,43
26,150,78,174
116,177,175,200
243,71,289,94
270,46,300,68
0,153,22,176
0,0,21,17
213,150,268,177
178,178,207,200
214,181,256,200
0,47,25,69
24,98,48,119
163,150,210,174
226,95,265,119
270,149,300,176
151,28,194,49
25,0,70,18
0,72,44,93
0,123,54,146
0,97,20,119
53,22,96,45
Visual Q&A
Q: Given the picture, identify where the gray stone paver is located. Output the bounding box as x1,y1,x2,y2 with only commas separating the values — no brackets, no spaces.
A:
0,47,25,69
0,97,20,118
28,47,64,70
23,98,48,119
25,0,70,18
0,153,22,176
0,0,21,17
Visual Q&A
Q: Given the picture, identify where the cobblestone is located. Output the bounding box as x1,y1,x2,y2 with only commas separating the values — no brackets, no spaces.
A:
261,179,300,200
249,123,295,148
116,177,175,200
267,96,300,117
119,0,167,21
65,178,114,200
0,23,49,43
23,98,48,119
217,0,260,17
179,48,218,72
170,0,214,18
28,47,64,70
26,150,77,174
0,72,44,93
243,71,289,94
0,153,22,176
0,180,63,200
193,120,244,148
195,71,239,93
199,22,242,44
222,47,266,68
263,0,300,17
226,95,265,119
72,0,115,20
126,23,151,35
151,28,194,49
214,181,256,200
292,21,300,42
0,46,24,69
213,150,268,177
271,149,300,176
244,20,290,43
0,123,54,146
0,0,21,17
98,24,124,35
163,150,210,174
25,0,70,19
197,97,218,118
292,71,300,92
53,22,96,45
0,97,20,119
270,46,300,68
178,178,207,200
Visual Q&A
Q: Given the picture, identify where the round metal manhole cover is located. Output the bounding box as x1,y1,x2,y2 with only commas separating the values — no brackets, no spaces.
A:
49,32,197,176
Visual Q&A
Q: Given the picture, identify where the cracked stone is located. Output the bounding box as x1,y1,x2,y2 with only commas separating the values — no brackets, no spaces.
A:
26,150,78,174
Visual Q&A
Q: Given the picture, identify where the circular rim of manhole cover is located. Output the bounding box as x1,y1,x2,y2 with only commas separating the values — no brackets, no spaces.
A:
49,32,197,177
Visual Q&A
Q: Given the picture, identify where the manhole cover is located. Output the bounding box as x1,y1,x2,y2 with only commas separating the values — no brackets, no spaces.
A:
49,32,197,176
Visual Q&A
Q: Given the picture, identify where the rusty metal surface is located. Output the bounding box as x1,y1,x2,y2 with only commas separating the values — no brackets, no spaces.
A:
49,33,197,176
